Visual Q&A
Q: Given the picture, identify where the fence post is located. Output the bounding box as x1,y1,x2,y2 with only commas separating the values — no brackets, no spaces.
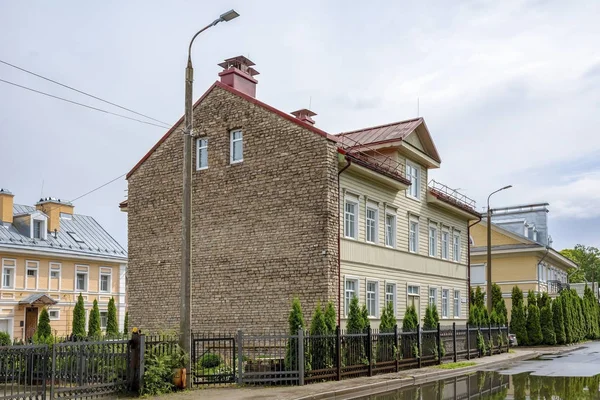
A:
394,325,399,373
437,323,442,365
237,330,243,385
138,334,146,394
488,324,492,356
466,323,470,361
49,343,56,399
367,327,373,377
452,322,457,363
336,326,342,381
298,328,305,386
417,324,422,369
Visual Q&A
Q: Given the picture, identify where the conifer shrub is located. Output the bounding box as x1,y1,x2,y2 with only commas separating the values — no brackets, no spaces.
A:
106,297,119,337
88,299,101,338
37,308,52,339
510,286,528,346
123,311,129,335
285,297,305,371
309,302,328,370
72,293,86,338
553,296,566,344
526,303,543,345
541,304,556,345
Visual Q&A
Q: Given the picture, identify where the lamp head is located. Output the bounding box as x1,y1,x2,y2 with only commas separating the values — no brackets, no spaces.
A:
220,9,240,22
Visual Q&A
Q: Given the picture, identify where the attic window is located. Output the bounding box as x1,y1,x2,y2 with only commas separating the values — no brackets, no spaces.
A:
60,213,72,220
67,231,84,243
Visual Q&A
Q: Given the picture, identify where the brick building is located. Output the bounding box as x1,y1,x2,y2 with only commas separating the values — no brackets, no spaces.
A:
124,56,480,333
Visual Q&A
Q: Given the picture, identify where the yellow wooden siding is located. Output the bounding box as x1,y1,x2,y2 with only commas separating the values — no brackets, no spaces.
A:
470,223,523,247
404,132,425,152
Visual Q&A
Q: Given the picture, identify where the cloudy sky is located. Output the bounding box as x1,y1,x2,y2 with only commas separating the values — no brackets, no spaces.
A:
1,0,598,251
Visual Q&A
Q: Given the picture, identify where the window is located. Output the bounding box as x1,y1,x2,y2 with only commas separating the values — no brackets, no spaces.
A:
100,272,111,292
429,226,437,257
2,267,14,289
67,231,85,243
33,220,43,239
408,285,420,296
366,206,378,243
50,270,60,279
344,278,359,316
406,161,420,199
366,281,378,317
409,221,419,253
100,312,108,329
429,287,437,307
27,269,36,277
385,213,396,247
442,289,449,318
453,233,461,262
441,231,449,259
196,138,208,170
49,310,59,320
344,199,358,239
76,272,88,291
454,290,460,317
471,264,485,284
385,283,396,315
230,129,243,163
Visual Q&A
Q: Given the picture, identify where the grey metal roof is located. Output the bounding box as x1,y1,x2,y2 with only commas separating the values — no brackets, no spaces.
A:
18,293,58,305
0,204,127,261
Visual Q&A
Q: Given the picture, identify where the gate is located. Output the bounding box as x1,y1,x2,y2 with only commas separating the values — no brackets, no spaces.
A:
191,333,236,385
0,344,48,400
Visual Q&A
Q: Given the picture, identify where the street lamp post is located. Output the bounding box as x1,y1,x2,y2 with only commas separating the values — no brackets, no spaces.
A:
486,185,512,314
181,9,239,387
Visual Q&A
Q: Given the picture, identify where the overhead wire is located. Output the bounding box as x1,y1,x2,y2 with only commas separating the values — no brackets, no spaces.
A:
0,59,171,127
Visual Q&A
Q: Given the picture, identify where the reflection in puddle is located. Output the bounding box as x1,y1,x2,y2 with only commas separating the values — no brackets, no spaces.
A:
351,371,600,399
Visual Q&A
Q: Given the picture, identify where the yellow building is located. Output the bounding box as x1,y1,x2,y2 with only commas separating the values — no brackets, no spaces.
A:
470,216,576,317
0,189,127,341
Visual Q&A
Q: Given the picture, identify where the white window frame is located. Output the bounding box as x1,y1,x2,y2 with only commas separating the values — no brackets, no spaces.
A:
441,289,449,318
385,212,396,248
429,287,437,307
344,197,359,240
99,268,112,293
25,260,39,290
441,230,449,260
409,219,419,253
366,279,379,318
30,214,47,240
48,309,60,320
453,232,461,262
196,138,208,170
75,265,89,292
407,284,420,297
344,276,360,317
2,258,16,290
405,160,421,200
100,310,108,330
429,225,437,257
454,290,460,318
385,282,397,316
365,204,378,244
230,129,243,164
48,262,61,291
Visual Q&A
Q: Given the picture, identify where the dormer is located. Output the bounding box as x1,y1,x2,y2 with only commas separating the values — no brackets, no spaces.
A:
30,211,48,240
35,197,74,233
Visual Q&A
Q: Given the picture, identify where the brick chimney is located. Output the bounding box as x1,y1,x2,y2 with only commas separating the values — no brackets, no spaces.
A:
35,197,74,232
218,56,259,98
291,109,317,125
0,188,14,224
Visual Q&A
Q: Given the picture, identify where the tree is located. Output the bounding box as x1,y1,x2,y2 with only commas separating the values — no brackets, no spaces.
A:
526,303,543,345
285,297,305,370
492,284,508,326
123,311,129,335
538,292,551,310
37,308,51,339
309,302,328,370
560,245,600,283
346,296,365,333
510,286,528,346
553,296,566,344
106,297,119,337
423,304,439,330
541,304,556,345
361,304,370,329
561,291,573,343
324,302,337,334
377,302,397,362
402,305,419,332
72,293,86,338
583,286,599,339
379,301,397,331
88,299,101,338
345,296,367,366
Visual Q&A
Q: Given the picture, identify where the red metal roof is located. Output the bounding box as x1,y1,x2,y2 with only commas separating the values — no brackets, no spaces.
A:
337,117,424,147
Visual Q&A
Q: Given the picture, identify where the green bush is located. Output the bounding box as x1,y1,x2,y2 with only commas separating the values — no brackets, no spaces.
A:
199,353,222,369
510,286,528,345
123,311,129,335
309,302,328,370
106,297,119,337
346,296,365,333
72,293,86,338
142,352,175,396
88,299,101,338
324,302,337,334
541,305,556,345
402,305,418,332
0,331,11,346
553,296,566,344
37,308,52,339
285,297,305,371
526,304,543,345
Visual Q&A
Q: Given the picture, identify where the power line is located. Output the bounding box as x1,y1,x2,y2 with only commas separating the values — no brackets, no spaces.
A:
0,78,169,129
0,59,171,127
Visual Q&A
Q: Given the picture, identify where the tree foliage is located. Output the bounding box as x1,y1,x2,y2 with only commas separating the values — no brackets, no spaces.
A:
106,297,119,337
324,301,337,334
88,299,101,338
510,286,528,346
560,245,600,283
309,302,328,370
553,296,566,344
526,303,543,345
72,293,86,338
402,305,419,332
285,297,305,370
540,304,556,345
379,301,397,332
37,308,52,339
347,296,366,333
123,311,129,335
492,284,508,326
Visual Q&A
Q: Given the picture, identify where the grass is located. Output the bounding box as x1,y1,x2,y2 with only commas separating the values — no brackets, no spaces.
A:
436,361,476,370
508,349,516,354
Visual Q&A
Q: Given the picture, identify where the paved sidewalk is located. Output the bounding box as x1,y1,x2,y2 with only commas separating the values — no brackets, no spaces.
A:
123,346,581,400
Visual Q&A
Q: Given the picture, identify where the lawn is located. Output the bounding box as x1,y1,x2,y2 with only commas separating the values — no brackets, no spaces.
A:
435,361,476,370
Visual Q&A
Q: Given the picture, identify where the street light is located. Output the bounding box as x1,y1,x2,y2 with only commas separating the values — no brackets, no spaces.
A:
181,9,239,387
486,185,512,313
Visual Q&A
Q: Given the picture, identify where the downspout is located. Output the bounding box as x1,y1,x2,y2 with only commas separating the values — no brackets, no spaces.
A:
468,215,482,308
337,155,352,327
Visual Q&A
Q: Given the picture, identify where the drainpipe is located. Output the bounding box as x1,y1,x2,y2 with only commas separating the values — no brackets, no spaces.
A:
337,155,352,327
467,215,482,309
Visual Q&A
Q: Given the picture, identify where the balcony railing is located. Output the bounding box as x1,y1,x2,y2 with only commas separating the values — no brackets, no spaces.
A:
428,180,476,211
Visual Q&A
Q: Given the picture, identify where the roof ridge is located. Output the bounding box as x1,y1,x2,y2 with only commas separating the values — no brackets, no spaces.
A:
337,117,423,136
14,203,93,219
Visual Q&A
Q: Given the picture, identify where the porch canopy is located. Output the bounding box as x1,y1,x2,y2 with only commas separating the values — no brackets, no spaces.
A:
18,293,58,306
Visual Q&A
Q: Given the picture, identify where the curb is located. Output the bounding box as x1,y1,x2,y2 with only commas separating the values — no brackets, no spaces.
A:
293,352,539,400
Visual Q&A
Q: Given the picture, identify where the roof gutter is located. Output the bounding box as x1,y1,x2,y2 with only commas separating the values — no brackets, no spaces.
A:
0,244,128,264
467,215,482,308
337,156,352,327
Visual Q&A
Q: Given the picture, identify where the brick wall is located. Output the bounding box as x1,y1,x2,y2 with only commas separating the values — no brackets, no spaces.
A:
127,85,339,333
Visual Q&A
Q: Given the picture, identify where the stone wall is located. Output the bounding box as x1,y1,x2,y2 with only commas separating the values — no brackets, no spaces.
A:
127,85,339,333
